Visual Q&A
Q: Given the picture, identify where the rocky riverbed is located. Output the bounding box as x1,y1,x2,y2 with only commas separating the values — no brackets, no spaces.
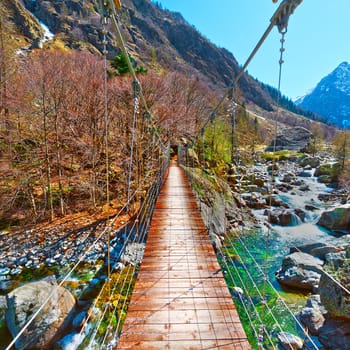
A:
233,154,349,350
0,215,145,349
187,152,349,349
1,152,349,349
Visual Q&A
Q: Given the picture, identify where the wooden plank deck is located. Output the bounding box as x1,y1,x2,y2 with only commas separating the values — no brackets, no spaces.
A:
117,161,251,349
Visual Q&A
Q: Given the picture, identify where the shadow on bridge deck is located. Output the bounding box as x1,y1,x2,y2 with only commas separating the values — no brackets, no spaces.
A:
117,161,251,349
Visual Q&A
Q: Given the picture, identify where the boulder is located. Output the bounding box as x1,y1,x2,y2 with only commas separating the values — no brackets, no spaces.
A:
275,183,294,192
5,277,76,350
325,251,346,269
319,270,350,320
253,177,265,187
298,171,312,177
305,204,319,211
294,208,306,222
317,204,350,232
281,173,295,183
290,242,327,255
264,194,289,208
319,318,350,350
318,174,333,184
277,332,303,350
310,245,340,260
186,147,199,167
299,156,320,168
241,193,267,209
265,126,313,152
314,163,341,177
265,209,301,226
276,252,324,291
299,184,310,192
299,295,326,335
281,252,324,272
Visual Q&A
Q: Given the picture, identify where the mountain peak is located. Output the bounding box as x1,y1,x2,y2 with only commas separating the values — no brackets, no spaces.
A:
338,61,350,69
295,62,350,128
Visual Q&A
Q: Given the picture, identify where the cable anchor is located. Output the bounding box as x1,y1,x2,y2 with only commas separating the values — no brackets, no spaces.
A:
271,0,302,34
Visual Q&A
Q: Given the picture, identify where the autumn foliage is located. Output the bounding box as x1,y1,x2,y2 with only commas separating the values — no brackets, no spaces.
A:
0,49,215,228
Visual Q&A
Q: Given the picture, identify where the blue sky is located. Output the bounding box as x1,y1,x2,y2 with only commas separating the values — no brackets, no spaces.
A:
152,0,350,100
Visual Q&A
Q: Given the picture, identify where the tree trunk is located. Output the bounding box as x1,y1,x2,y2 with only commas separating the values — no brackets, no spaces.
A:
54,113,65,216
42,94,54,221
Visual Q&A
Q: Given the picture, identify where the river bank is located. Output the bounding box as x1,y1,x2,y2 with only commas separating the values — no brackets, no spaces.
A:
186,152,349,349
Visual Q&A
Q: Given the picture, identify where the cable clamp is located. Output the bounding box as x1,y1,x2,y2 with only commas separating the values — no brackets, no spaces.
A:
271,0,302,34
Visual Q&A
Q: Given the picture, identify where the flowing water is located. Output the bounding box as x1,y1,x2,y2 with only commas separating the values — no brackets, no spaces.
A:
222,164,338,349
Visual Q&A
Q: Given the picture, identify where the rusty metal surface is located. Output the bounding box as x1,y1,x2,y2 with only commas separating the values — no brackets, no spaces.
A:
117,162,251,349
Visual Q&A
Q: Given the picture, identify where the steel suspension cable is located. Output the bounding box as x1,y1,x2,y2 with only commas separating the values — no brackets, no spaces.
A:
291,244,350,296
261,23,287,348
82,154,168,347
204,200,289,349
195,0,303,145
102,169,165,346
101,15,113,308
208,146,320,350
126,81,140,214
234,234,321,349
6,160,165,350
99,0,167,153
183,168,276,349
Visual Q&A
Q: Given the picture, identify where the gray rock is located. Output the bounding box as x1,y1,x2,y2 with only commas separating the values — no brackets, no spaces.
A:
310,245,340,260
299,184,310,192
298,171,312,177
317,204,350,232
299,295,326,335
30,38,43,49
299,156,320,168
282,252,324,272
264,194,289,208
325,251,346,269
265,126,313,152
290,242,327,255
276,266,321,291
281,173,295,183
306,294,326,312
277,331,303,350
265,209,301,226
276,252,324,291
319,318,350,350
5,278,76,350
305,204,319,211
294,208,306,222
300,307,324,334
319,271,350,320
242,193,267,209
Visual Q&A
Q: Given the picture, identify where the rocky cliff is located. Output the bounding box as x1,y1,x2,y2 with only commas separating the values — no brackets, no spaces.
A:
2,0,341,133
6,0,275,110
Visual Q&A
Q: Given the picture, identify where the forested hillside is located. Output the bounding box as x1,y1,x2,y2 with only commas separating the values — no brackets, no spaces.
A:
0,0,341,229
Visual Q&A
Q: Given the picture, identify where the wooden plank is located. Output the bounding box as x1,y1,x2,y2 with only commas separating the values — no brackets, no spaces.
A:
117,161,251,349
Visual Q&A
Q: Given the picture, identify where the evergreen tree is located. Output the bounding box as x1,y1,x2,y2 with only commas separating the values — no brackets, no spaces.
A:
110,53,147,75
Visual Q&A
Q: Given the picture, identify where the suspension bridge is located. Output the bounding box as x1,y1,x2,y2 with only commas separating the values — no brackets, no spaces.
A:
6,1,350,350
117,160,250,349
